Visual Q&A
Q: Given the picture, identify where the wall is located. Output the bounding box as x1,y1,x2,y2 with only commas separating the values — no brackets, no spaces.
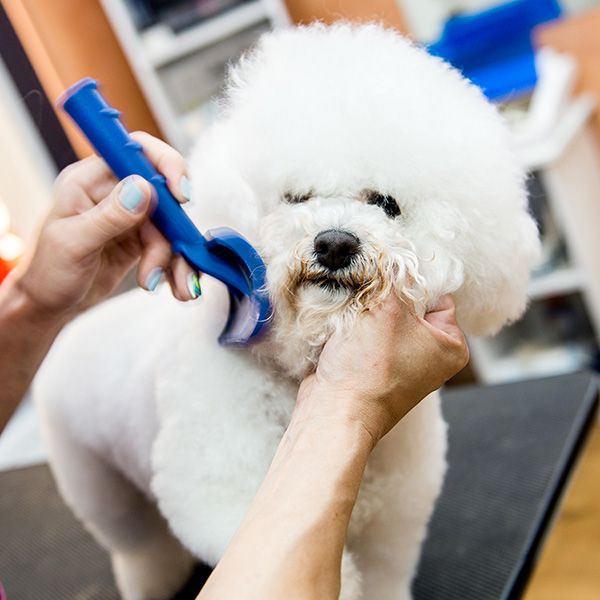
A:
1,0,161,158
285,0,407,30
0,57,55,240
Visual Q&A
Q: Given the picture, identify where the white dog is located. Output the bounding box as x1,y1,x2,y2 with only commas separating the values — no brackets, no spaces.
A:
35,23,540,600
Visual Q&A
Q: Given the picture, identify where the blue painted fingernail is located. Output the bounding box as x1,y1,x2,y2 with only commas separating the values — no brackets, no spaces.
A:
120,179,144,212
180,175,191,203
145,268,163,292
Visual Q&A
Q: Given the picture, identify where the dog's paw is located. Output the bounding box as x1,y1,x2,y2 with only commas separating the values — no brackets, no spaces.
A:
111,533,195,600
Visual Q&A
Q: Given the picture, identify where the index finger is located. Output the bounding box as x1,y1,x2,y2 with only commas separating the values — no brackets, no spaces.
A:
130,131,190,204
52,156,117,218
423,295,459,333
422,295,468,354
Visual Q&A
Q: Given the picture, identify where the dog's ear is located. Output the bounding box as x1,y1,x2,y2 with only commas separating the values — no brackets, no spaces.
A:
452,209,540,336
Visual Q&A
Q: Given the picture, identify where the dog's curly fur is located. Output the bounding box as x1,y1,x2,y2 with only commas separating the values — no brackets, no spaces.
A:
35,23,540,599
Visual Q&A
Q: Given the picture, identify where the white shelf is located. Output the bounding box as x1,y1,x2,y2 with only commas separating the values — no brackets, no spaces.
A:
472,342,592,384
528,266,586,300
143,1,268,67
102,0,288,150
513,94,596,170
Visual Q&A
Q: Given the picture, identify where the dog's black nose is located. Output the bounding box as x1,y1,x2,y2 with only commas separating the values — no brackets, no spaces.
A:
314,229,360,271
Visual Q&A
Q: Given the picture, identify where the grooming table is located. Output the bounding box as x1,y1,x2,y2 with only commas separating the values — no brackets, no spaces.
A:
0,372,597,600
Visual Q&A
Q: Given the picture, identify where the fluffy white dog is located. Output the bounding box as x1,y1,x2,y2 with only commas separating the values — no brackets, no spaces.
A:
35,23,540,600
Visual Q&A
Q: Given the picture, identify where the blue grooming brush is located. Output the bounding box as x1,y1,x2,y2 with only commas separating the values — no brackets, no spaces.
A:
59,78,271,345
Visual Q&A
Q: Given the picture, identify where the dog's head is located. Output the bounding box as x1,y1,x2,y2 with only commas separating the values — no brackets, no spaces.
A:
189,23,540,376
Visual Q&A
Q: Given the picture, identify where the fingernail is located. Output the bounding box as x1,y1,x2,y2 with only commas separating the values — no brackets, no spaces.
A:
120,179,145,212
145,268,163,292
187,272,201,299
180,175,191,203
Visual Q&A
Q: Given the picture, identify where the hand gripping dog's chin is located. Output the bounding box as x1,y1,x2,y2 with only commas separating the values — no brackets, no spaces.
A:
187,24,540,380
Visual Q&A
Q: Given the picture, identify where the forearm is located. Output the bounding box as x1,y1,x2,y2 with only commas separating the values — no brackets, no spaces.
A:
198,416,374,600
0,270,66,431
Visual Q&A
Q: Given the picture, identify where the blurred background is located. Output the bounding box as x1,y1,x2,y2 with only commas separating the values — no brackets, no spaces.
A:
0,0,599,597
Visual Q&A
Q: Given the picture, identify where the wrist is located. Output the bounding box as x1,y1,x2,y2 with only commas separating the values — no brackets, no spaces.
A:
294,378,387,448
1,268,71,335
284,410,377,460
0,268,70,431
261,414,374,522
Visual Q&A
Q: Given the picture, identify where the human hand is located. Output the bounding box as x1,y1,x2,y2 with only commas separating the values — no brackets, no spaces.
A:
15,132,201,322
295,294,469,444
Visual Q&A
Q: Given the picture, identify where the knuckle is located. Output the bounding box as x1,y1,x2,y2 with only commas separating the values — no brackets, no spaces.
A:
88,207,113,238
54,160,82,185
54,156,97,188
44,222,80,262
94,198,130,234
130,130,151,142
53,167,79,196
154,242,172,262
438,332,469,373
133,131,162,156
453,342,470,371
459,345,470,370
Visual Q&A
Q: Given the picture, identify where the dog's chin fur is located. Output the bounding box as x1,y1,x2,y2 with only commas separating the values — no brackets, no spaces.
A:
259,227,428,379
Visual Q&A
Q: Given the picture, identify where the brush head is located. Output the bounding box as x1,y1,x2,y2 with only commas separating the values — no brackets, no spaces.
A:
204,228,272,345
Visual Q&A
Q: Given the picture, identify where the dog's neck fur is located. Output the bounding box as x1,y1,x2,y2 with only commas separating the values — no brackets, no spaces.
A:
251,313,326,381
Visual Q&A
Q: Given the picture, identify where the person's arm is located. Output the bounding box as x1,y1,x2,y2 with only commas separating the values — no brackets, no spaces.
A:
0,277,68,430
199,295,469,599
0,133,196,431
201,416,372,600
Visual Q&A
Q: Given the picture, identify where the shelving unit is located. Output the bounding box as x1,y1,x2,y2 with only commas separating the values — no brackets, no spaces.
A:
528,266,586,301
142,1,272,67
101,0,290,151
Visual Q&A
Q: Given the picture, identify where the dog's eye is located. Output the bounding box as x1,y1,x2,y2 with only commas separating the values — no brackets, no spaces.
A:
366,192,401,218
284,192,312,204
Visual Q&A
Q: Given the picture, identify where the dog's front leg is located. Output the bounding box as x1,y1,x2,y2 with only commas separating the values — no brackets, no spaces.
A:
42,414,194,600
340,547,363,600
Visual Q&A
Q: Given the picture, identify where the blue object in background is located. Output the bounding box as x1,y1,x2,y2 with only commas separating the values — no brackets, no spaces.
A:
428,0,562,101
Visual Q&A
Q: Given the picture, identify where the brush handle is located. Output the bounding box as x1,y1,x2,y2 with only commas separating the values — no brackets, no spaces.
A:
59,78,205,251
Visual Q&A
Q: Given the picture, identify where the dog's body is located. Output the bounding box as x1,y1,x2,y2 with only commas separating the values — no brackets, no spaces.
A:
35,24,540,599
38,281,446,599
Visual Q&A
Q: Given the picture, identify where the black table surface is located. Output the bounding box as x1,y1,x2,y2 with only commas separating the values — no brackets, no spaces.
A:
413,371,598,600
0,372,597,600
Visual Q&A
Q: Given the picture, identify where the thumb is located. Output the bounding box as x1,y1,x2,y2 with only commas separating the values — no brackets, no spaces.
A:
70,176,153,255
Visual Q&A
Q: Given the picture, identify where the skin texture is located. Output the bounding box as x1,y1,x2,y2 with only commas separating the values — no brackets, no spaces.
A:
199,294,468,600
0,133,195,431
